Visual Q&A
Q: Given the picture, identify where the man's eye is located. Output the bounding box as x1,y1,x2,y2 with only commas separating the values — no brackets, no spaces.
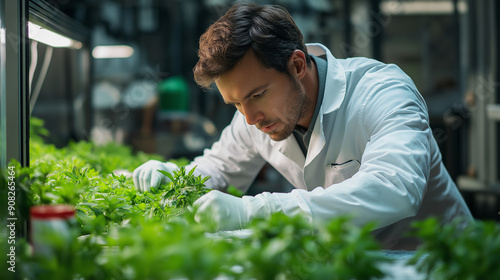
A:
254,90,267,98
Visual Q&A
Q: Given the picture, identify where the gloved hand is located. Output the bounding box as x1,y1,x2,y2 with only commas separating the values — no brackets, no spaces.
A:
193,190,282,231
133,160,179,192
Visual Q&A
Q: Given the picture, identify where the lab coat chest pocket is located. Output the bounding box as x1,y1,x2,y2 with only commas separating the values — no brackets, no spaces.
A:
325,159,360,186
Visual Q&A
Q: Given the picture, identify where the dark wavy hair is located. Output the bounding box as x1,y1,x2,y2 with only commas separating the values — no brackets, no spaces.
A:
193,2,311,89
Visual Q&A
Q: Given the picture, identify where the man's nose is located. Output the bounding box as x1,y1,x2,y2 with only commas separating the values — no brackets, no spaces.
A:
241,103,264,125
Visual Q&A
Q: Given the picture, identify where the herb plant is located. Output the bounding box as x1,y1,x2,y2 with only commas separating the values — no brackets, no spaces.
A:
228,213,390,280
9,117,500,280
159,166,211,209
409,218,500,280
7,118,394,279
14,117,203,233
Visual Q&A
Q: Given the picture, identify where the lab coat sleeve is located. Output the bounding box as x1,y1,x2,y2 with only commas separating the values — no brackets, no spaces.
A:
185,111,267,192
260,79,432,230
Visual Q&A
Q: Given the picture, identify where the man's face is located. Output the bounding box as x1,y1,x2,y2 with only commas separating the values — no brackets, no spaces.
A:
215,50,311,141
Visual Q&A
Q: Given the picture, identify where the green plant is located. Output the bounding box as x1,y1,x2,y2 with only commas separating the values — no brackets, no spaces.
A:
409,218,500,280
22,118,203,231
159,166,211,209
228,213,390,280
99,214,233,280
11,117,396,279
18,222,106,280
17,210,391,280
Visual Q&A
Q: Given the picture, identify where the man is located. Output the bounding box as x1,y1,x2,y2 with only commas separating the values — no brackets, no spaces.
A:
133,2,472,250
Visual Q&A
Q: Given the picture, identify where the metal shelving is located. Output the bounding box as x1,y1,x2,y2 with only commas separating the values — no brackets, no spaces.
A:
1,0,90,169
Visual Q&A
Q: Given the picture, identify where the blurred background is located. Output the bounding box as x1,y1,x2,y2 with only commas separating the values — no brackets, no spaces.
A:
1,0,499,220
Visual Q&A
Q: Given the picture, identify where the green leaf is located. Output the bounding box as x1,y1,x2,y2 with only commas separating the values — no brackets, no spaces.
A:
187,166,196,177
158,169,175,182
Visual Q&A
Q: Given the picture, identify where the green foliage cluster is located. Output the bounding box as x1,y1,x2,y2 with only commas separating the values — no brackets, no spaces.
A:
17,143,180,234
4,118,500,280
5,118,391,279
19,211,392,280
21,118,199,231
230,214,388,280
159,167,210,209
409,218,500,280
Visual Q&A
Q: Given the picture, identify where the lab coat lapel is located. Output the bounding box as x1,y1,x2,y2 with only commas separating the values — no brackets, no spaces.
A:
304,43,346,167
302,43,347,189
305,114,326,167
270,136,305,170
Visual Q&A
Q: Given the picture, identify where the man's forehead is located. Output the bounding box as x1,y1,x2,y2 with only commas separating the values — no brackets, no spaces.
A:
215,53,272,101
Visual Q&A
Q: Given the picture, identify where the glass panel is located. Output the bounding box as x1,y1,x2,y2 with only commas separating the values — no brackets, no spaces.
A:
0,0,6,169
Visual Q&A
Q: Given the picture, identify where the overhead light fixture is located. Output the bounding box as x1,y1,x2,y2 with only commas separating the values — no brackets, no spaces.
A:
28,22,82,49
92,45,134,59
381,1,467,15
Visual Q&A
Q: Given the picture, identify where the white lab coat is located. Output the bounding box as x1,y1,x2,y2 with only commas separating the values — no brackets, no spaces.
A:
187,43,472,249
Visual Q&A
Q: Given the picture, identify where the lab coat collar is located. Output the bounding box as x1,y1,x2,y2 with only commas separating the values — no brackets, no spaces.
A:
306,43,347,115
270,43,346,169
305,44,346,166
271,136,306,170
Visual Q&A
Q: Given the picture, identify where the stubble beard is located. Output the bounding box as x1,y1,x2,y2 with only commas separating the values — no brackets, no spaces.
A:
265,78,313,141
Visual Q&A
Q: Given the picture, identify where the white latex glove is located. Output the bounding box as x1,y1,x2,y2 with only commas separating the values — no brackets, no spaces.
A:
193,190,282,231
133,160,179,192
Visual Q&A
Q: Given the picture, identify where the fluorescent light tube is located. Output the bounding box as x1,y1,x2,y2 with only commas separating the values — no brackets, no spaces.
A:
382,1,467,15
28,22,82,49
92,45,134,59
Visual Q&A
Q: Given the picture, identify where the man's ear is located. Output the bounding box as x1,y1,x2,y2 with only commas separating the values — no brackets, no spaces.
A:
288,50,307,79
